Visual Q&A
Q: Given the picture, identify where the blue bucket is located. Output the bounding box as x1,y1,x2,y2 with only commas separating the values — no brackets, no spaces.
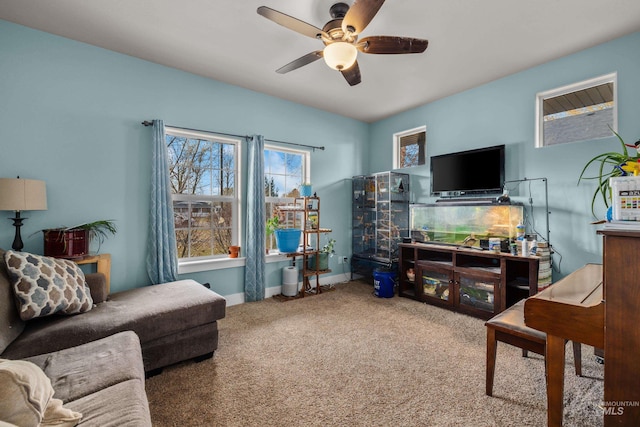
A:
275,229,301,253
373,269,396,298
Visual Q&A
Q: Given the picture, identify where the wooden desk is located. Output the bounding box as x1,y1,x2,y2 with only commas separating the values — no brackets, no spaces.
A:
76,253,111,294
524,263,604,427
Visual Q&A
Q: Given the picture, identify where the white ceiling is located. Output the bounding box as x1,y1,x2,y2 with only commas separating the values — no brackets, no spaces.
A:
1,0,640,123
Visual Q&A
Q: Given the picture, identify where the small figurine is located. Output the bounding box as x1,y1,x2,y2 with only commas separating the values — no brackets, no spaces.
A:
406,268,415,281
621,160,640,176
624,139,640,155
462,233,477,246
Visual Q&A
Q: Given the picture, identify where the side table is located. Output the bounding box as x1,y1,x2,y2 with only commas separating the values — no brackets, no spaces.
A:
76,253,111,294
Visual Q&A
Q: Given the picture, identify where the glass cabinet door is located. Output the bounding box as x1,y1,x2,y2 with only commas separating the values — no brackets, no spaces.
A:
352,209,376,257
416,262,453,307
456,272,499,317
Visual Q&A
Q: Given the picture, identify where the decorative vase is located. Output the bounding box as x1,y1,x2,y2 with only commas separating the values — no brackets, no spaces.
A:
300,184,312,197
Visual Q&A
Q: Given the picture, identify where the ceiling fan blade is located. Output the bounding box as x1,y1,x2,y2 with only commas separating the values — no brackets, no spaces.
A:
342,0,386,36
276,51,323,74
257,6,325,39
357,36,429,54
341,61,362,86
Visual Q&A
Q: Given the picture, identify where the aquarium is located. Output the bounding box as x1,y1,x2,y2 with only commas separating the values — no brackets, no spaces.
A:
410,203,524,246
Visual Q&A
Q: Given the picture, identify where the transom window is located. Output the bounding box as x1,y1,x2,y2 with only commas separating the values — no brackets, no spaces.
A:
394,126,426,169
166,127,240,260
535,73,617,147
264,145,309,252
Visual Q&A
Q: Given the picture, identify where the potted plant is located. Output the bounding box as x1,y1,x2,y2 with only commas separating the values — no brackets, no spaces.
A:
578,129,640,218
43,220,117,259
309,238,335,271
266,213,301,254
266,215,280,238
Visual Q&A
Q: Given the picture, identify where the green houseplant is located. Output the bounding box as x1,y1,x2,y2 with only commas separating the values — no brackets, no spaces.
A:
309,238,335,271
43,220,117,258
578,130,640,218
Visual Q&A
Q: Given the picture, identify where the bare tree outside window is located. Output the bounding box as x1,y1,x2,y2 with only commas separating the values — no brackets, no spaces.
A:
166,129,239,259
394,126,426,169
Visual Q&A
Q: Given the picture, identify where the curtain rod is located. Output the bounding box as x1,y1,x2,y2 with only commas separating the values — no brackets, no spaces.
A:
141,121,325,151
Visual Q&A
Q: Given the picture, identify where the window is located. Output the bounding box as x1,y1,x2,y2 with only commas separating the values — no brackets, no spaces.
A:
535,73,617,147
166,127,240,260
264,145,310,252
393,126,426,169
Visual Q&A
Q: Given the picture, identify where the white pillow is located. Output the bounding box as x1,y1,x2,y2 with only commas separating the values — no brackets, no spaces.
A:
41,398,82,427
0,359,81,427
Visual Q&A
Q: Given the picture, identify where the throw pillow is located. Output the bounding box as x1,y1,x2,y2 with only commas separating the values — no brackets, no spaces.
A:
0,358,54,425
41,398,82,427
4,251,93,321
0,359,81,427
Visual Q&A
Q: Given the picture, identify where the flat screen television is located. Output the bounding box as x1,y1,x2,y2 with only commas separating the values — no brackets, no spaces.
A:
430,144,505,197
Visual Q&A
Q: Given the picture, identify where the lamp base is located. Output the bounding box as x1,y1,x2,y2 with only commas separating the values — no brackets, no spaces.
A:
9,212,25,252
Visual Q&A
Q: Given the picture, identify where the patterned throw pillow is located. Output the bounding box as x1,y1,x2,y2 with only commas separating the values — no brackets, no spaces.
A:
4,251,93,321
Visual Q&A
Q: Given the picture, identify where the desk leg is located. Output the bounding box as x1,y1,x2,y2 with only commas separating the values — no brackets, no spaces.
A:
546,334,565,427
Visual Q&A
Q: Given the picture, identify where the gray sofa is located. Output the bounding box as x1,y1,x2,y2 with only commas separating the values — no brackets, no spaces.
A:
0,248,227,425
23,331,153,426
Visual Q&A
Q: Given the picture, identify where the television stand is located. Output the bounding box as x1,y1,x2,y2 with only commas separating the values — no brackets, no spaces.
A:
398,242,539,319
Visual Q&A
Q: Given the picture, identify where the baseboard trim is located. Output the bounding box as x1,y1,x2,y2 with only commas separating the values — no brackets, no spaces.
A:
225,271,354,306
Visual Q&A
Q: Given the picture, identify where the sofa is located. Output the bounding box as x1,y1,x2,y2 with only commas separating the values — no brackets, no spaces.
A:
0,248,227,426
2,331,152,426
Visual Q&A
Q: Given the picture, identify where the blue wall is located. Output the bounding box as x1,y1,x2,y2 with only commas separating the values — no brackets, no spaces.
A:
370,32,640,279
0,20,369,296
2,18,639,295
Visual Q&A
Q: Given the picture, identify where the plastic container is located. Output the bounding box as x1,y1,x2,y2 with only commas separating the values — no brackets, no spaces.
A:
373,269,396,298
274,229,302,253
488,238,501,253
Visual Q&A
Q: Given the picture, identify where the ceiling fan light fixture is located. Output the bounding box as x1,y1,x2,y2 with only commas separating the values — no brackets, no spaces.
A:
323,42,357,71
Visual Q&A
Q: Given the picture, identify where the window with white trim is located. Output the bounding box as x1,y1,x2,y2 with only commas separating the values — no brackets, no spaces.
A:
535,73,617,147
166,127,241,260
393,126,426,169
264,145,310,252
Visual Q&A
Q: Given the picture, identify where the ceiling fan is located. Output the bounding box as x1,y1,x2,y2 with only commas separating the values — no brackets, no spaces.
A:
257,0,429,86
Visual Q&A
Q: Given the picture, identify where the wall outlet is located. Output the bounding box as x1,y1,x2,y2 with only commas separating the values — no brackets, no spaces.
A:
340,256,348,264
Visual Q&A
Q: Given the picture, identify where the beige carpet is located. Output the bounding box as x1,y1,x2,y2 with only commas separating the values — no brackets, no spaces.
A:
146,281,604,426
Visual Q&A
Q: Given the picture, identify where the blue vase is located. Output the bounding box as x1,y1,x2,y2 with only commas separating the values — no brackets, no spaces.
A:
300,184,312,197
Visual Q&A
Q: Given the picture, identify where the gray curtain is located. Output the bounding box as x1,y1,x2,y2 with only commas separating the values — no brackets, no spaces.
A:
244,134,266,301
146,119,179,284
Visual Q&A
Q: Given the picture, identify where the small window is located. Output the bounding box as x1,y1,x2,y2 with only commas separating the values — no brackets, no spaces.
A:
535,73,617,147
264,145,310,252
166,128,241,260
394,126,426,169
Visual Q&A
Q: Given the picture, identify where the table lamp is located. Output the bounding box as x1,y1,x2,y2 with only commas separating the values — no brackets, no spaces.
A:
0,177,48,251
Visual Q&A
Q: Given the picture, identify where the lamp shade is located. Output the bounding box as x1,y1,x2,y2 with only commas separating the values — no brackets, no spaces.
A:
323,42,357,71
0,178,47,212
